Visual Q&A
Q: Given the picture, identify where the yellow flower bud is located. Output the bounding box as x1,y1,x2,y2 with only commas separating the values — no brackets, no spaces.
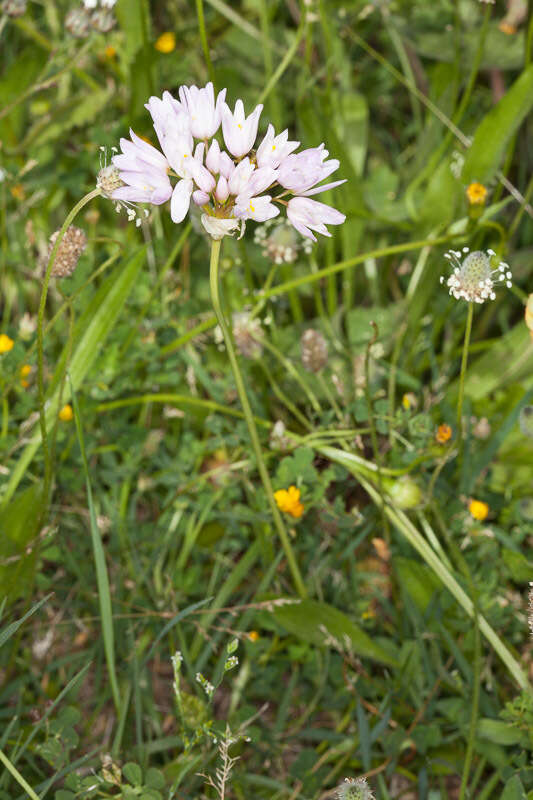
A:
59,404,74,422
468,499,489,522
155,32,176,53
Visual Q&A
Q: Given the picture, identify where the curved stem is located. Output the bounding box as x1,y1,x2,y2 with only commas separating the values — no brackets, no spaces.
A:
37,188,101,515
457,302,474,442
209,239,307,598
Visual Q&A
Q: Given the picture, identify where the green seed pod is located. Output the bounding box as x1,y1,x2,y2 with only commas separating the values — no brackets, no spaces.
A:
388,476,423,509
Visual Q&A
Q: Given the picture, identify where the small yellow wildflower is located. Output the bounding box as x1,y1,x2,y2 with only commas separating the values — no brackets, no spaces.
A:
105,45,116,59
0,334,14,353
466,182,488,206
499,22,517,35
436,423,452,444
20,364,32,387
248,630,260,642
59,404,74,422
402,392,417,410
155,32,176,53
274,485,304,519
10,184,25,201
468,499,489,521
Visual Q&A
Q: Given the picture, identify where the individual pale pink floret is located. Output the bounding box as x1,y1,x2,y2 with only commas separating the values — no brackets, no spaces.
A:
221,99,263,158
145,92,192,173
234,195,280,223
287,197,345,242
256,124,300,169
178,82,227,139
237,166,277,200
171,178,194,223
112,130,172,204
218,151,235,180
278,144,341,194
228,158,255,196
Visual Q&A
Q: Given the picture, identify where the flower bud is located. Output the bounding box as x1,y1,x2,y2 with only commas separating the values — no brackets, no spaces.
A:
301,328,328,373
42,226,87,278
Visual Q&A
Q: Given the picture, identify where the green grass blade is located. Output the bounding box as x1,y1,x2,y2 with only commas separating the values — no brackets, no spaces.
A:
0,594,51,649
463,64,533,183
0,749,40,800
1,247,146,509
70,376,121,713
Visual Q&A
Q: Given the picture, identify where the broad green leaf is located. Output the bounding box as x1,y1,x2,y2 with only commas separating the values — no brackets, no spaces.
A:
1,248,146,508
31,89,113,147
123,762,143,787
0,484,42,599
502,549,533,583
500,776,527,800
395,557,441,613
463,64,533,183
273,600,399,666
333,91,368,176
477,718,524,746
449,324,533,400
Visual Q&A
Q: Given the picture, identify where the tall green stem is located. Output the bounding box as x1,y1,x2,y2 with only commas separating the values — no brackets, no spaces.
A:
37,188,101,516
209,239,307,598
457,302,474,441
196,0,216,86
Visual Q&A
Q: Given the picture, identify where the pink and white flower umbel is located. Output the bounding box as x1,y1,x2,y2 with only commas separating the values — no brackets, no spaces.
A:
105,82,345,241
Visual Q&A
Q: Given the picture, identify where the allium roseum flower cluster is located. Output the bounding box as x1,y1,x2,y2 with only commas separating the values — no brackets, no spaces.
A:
107,82,346,241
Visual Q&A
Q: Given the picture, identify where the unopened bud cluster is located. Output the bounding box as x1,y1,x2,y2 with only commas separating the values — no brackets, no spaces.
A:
254,218,313,264
301,328,328,373
42,226,87,278
65,0,116,37
232,312,264,359
1,0,27,17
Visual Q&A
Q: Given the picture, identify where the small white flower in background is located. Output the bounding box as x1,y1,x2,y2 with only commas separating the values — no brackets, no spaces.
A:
1,0,27,17
337,777,375,800
254,217,313,264
195,671,215,698
232,311,264,359
107,81,346,241
440,247,512,303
